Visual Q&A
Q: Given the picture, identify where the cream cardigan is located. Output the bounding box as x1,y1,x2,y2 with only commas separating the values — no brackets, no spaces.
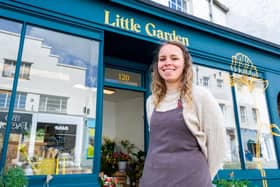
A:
146,86,227,180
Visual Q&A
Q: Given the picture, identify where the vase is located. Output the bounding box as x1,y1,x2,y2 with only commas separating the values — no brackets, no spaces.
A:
118,161,127,172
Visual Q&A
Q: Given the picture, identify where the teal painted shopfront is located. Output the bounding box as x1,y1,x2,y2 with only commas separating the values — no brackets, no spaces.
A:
0,0,280,186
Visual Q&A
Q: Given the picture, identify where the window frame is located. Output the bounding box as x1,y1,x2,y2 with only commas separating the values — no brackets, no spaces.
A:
38,95,68,114
168,0,187,13
0,16,104,186
193,63,278,171
0,90,26,110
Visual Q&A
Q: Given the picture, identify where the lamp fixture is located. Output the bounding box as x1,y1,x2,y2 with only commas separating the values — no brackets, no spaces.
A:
103,88,115,95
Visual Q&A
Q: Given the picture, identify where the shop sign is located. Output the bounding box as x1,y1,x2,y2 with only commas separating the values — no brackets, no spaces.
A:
104,10,189,46
0,112,32,133
54,125,69,131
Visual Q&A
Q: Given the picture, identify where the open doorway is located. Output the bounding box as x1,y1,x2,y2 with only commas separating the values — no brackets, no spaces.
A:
102,87,144,150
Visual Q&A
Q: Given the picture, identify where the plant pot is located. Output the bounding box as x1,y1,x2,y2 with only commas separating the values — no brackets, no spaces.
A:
118,161,127,172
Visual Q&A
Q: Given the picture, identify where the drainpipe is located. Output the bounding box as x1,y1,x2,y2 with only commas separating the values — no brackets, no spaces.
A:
209,0,213,22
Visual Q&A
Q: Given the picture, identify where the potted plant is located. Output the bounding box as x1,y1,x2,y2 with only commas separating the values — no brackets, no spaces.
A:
113,152,130,172
99,172,120,187
0,167,28,187
127,150,145,187
101,137,118,176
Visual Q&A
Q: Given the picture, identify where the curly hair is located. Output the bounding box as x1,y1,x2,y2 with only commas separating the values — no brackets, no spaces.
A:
151,41,193,108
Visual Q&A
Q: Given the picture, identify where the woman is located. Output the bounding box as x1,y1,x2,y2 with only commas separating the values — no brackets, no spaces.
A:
140,41,226,187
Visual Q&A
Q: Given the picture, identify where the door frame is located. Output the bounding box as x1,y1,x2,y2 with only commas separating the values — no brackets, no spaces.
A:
103,56,151,153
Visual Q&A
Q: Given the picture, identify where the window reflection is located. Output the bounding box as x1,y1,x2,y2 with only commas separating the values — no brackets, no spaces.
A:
193,65,241,169
4,25,100,175
0,18,22,162
2,59,32,79
277,93,280,117
234,74,277,169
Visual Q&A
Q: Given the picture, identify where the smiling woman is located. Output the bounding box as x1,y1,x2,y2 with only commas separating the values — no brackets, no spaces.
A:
141,41,226,187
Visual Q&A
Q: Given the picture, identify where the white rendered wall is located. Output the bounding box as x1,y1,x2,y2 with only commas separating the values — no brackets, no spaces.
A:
103,100,117,139
223,0,280,45
116,96,144,150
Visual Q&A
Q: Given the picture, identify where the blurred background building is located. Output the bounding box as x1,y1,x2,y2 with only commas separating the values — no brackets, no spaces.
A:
151,0,280,45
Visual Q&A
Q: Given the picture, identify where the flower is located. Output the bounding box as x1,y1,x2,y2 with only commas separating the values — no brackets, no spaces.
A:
99,172,120,187
113,152,130,162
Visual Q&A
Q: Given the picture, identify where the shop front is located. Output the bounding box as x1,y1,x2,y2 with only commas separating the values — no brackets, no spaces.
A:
0,0,280,186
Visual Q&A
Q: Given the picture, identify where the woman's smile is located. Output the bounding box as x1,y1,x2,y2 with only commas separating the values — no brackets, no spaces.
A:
157,44,185,88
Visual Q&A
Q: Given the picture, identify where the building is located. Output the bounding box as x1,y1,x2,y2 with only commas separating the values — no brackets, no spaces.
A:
0,0,280,186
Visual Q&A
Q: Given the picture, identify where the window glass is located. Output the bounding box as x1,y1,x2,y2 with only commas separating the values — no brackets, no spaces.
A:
5,25,100,175
0,18,22,160
277,93,280,117
105,67,142,87
168,0,187,13
193,65,241,169
234,74,277,169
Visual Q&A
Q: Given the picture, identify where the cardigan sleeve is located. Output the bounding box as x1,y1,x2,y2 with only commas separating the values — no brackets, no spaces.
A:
200,88,227,180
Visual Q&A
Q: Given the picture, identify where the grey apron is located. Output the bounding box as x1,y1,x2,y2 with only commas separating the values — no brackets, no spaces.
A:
140,100,212,187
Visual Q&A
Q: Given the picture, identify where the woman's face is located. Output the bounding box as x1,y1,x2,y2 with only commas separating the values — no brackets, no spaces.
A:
157,44,185,88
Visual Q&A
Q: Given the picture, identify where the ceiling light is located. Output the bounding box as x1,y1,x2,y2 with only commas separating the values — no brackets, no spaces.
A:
103,88,115,95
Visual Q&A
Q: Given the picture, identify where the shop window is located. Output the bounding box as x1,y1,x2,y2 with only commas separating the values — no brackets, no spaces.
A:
193,64,241,169
5,25,100,176
277,93,280,117
2,59,32,80
39,95,68,113
0,18,22,160
234,74,277,169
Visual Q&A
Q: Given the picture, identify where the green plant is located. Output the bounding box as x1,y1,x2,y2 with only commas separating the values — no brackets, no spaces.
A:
127,150,145,186
36,128,45,137
99,172,120,187
120,139,136,155
213,172,255,187
213,179,250,187
0,167,28,187
113,152,130,162
101,137,118,176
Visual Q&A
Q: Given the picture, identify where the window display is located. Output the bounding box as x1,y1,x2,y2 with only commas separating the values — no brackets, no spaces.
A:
0,18,22,159
234,74,277,169
193,64,241,169
3,25,100,175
